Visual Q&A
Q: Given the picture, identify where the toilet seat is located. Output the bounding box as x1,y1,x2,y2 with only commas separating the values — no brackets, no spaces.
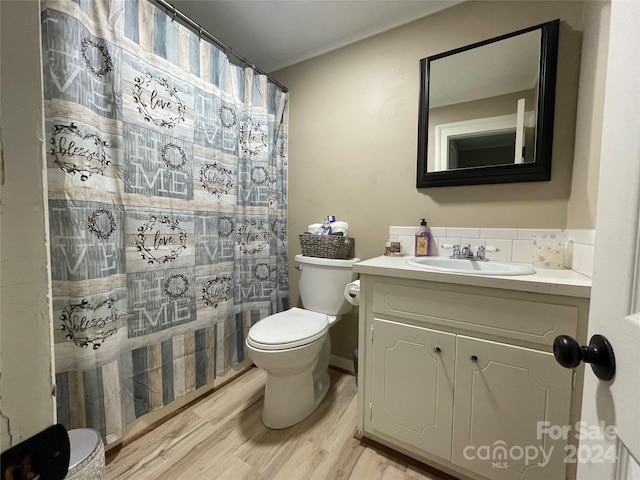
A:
247,307,329,350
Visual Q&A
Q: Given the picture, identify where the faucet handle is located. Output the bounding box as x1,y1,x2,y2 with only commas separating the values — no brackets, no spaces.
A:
441,244,462,258
476,245,499,261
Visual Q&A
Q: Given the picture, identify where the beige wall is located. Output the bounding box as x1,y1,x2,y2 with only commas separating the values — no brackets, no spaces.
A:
273,1,603,362
0,1,56,451
566,1,610,228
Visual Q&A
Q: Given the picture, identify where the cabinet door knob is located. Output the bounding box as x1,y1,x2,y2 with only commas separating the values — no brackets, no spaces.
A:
470,355,478,363
433,347,441,354
553,334,616,381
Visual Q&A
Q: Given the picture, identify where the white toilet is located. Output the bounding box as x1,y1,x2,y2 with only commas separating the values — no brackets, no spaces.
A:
246,253,360,429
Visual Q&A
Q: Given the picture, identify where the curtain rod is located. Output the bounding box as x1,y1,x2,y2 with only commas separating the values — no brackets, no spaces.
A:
150,0,288,92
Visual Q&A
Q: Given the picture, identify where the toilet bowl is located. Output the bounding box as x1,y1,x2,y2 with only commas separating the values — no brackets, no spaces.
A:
246,254,359,429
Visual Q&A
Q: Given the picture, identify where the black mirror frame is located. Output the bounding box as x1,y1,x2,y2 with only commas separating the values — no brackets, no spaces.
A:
416,19,559,188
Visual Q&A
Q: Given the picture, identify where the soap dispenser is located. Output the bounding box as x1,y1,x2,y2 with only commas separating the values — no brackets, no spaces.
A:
414,218,432,257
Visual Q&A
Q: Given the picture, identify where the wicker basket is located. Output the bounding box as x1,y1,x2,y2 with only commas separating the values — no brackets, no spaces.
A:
299,234,354,259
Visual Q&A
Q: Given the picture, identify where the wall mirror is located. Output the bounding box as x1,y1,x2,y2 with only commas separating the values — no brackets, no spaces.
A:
416,19,559,188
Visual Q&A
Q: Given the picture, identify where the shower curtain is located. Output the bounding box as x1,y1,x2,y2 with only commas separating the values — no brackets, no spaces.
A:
41,0,289,444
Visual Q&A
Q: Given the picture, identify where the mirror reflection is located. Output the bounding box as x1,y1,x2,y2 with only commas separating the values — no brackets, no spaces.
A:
429,30,540,171
417,20,559,187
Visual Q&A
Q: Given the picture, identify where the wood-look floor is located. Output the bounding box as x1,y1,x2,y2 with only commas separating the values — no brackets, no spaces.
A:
106,368,448,479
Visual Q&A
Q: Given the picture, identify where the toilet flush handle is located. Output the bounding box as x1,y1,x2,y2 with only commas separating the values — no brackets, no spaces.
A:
295,264,303,271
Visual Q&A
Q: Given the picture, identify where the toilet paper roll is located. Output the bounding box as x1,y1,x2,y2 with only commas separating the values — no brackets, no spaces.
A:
344,280,360,306
331,221,349,237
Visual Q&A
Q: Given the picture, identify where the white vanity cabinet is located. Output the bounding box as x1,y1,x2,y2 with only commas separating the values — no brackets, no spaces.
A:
355,262,591,480
370,318,455,461
451,336,572,480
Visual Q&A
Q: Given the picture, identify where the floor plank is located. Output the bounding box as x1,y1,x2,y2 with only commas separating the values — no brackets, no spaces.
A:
106,368,448,479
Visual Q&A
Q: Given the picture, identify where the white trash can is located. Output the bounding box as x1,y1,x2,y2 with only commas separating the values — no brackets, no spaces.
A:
65,429,105,480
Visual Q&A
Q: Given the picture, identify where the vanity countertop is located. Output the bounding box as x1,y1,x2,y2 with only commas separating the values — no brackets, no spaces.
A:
353,255,591,299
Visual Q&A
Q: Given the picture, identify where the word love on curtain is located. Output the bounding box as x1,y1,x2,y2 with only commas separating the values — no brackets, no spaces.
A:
41,0,289,444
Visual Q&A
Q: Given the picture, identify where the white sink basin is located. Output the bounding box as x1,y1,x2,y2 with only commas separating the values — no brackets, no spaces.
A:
406,256,535,276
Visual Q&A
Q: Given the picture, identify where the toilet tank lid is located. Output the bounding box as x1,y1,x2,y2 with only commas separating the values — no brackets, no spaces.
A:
247,307,329,348
295,254,361,267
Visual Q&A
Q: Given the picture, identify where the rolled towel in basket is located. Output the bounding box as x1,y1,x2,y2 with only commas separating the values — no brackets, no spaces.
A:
308,221,349,236
308,223,323,234
331,221,349,236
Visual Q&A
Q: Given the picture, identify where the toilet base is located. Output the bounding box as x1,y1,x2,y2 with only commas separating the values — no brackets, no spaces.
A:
260,336,332,429
262,368,330,429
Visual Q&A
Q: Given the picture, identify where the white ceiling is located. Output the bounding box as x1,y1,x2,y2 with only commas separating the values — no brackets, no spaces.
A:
171,0,464,73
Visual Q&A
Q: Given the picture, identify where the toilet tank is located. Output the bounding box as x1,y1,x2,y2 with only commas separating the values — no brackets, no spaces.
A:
295,254,360,316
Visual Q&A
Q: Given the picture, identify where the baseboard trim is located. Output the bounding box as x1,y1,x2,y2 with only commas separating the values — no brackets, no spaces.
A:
330,354,355,374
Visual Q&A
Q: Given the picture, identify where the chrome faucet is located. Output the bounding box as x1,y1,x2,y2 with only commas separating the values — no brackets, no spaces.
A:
460,244,474,259
442,244,499,261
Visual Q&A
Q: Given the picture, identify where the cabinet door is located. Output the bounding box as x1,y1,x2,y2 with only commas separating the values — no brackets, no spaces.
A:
371,318,455,460
452,335,573,480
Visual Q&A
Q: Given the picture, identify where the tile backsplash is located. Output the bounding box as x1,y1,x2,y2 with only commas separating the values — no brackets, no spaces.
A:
388,226,596,277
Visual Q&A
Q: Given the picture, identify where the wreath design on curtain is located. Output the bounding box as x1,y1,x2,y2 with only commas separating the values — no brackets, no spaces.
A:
164,274,190,299
239,119,267,156
237,218,269,255
132,73,186,129
135,215,188,264
87,208,116,240
200,162,235,196
49,123,111,181
251,166,278,206
218,216,235,237
270,218,287,244
202,275,233,307
60,298,118,349
161,143,187,170
219,106,237,128
80,37,113,78
278,138,288,166
253,263,275,281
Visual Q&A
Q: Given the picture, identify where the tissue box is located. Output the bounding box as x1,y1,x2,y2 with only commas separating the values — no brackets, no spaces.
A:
299,234,354,259
532,233,565,269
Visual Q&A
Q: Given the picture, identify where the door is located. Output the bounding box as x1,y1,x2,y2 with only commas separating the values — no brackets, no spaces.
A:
576,1,640,479
370,318,455,460
452,336,572,480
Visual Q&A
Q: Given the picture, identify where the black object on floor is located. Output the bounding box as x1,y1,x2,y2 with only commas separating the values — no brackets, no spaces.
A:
1,424,70,480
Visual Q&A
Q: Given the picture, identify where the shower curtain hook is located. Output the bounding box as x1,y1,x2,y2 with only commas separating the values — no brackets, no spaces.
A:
198,27,203,39
171,5,177,22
